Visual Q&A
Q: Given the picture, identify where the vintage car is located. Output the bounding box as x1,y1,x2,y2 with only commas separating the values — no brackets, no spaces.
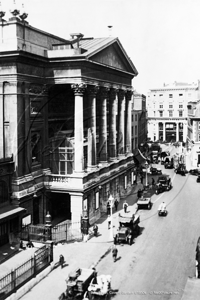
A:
137,191,152,210
59,268,95,299
197,175,200,183
155,175,172,195
86,274,112,299
114,213,140,245
150,166,162,175
174,163,186,176
189,169,200,176
164,160,174,169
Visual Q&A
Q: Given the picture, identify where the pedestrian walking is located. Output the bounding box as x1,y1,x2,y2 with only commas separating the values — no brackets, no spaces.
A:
107,201,111,215
114,199,119,211
59,254,64,268
112,245,118,262
108,215,111,229
152,178,155,187
140,175,143,184
123,200,128,213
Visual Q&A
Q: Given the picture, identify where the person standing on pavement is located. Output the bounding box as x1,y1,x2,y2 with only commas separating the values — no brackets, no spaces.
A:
107,201,111,215
123,200,128,213
114,199,119,211
108,215,111,229
140,174,144,184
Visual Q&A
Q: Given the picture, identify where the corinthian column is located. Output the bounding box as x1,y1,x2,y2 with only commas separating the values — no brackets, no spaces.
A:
117,90,126,156
109,88,118,160
125,90,133,153
99,87,109,164
71,83,87,173
87,85,99,170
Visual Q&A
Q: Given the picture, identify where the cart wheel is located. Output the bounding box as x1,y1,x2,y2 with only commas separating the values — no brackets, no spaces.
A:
128,237,132,245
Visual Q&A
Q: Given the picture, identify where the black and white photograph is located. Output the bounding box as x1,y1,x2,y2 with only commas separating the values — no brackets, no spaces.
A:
0,0,200,299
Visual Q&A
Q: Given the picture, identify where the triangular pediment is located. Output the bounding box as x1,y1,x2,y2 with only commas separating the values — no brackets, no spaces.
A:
88,42,137,74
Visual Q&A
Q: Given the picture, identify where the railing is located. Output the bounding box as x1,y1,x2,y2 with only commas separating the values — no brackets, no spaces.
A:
0,243,53,300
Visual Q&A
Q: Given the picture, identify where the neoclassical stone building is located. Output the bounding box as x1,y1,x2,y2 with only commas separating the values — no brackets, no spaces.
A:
0,11,138,228
147,82,200,143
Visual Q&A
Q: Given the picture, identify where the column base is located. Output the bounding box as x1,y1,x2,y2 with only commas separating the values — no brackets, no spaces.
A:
87,165,97,172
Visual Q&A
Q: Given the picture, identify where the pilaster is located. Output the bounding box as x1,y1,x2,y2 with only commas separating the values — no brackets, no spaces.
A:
125,90,133,153
117,89,126,156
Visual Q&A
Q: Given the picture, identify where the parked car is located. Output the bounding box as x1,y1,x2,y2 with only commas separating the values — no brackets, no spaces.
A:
197,175,200,183
150,166,162,175
164,161,174,169
174,163,187,176
189,169,200,176
155,175,172,195
137,191,152,210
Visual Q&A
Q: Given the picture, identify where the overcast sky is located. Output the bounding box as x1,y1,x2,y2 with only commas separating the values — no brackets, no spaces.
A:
2,0,200,94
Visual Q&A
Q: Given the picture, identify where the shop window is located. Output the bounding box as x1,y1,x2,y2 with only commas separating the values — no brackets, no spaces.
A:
0,180,8,205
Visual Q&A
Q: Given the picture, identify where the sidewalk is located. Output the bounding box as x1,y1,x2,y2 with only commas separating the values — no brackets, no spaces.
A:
3,182,142,300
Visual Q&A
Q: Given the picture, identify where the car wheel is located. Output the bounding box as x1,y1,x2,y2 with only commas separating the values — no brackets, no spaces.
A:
148,203,151,210
128,238,132,245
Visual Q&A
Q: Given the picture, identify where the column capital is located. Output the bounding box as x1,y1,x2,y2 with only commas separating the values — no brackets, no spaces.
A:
126,89,133,100
110,88,119,100
100,87,110,98
87,85,99,96
118,89,126,100
71,83,87,95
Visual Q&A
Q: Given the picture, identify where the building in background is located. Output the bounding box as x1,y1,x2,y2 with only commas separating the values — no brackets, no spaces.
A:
0,6,138,235
147,82,200,143
132,92,147,151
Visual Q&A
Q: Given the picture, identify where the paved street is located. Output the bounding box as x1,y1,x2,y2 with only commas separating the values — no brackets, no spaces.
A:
6,144,200,300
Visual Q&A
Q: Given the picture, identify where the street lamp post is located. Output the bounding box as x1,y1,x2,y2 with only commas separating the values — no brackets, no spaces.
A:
145,160,148,189
108,194,114,240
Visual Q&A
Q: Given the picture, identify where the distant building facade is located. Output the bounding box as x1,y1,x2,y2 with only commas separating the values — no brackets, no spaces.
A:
132,92,147,150
147,82,200,143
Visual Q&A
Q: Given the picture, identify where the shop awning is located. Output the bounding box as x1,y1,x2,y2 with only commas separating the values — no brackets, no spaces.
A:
0,205,26,221
133,149,147,165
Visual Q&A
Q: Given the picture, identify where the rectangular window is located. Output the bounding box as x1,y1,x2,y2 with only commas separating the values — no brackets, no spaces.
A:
199,122,200,130
159,111,163,117
154,111,156,117
179,104,183,108
95,192,99,210
169,104,173,109
135,126,137,135
198,134,200,142
179,94,183,97
58,147,74,175
135,115,137,121
169,111,173,117
159,104,163,109
159,94,163,97
179,111,183,117
124,175,127,189
169,94,173,98
22,215,31,226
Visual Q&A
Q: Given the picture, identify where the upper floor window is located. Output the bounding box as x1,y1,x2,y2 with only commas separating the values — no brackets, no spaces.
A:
159,104,163,109
135,115,137,121
159,94,163,97
179,111,183,117
169,111,173,117
169,104,173,109
159,111,163,117
169,94,173,98
179,94,183,97
154,111,156,117
179,104,183,108
199,134,200,142
198,122,200,130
